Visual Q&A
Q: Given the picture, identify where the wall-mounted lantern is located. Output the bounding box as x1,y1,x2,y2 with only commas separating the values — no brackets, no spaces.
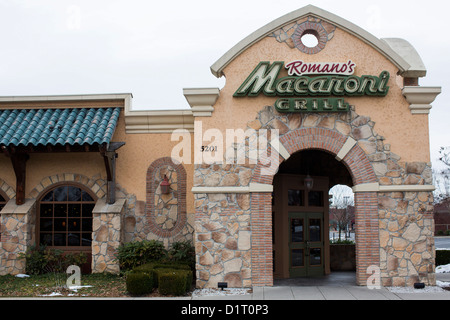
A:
304,175,314,191
160,175,171,194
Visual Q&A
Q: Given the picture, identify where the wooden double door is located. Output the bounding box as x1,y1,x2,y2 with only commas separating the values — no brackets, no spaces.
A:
273,174,330,279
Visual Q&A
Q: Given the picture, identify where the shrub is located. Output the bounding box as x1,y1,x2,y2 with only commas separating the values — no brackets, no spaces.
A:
133,262,158,274
115,240,167,272
18,244,48,275
330,239,355,245
167,241,195,269
126,271,154,296
158,269,191,296
63,252,88,271
436,250,450,266
18,244,87,275
131,262,192,294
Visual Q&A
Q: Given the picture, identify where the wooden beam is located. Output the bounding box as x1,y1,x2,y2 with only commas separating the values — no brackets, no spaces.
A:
10,152,29,205
100,142,125,204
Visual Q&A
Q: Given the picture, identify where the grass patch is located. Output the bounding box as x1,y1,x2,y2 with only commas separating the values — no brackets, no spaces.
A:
0,273,128,297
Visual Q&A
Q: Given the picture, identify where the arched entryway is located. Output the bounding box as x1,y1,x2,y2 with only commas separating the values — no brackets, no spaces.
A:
272,150,353,281
251,127,379,287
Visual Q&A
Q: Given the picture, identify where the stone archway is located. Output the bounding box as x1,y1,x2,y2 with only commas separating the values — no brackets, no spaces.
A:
250,126,379,286
193,105,435,288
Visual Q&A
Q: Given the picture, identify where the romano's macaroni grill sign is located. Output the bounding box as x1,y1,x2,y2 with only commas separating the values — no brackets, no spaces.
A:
234,60,390,113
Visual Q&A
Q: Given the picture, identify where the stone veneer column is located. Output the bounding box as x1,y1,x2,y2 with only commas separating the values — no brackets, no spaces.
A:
92,198,125,274
194,191,253,289
0,199,35,275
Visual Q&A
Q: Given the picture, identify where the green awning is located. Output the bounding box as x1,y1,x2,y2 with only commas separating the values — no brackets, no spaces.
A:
0,107,121,148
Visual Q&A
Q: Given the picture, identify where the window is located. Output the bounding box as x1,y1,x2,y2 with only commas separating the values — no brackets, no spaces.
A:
38,185,96,249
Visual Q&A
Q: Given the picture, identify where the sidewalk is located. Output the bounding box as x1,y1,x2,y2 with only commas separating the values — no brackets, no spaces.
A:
190,273,450,301
2,273,449,301
247,284,450,301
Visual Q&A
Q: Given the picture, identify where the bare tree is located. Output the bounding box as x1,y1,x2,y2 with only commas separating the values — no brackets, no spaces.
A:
440,146,450,167
329,185,355,241
434,147,450,204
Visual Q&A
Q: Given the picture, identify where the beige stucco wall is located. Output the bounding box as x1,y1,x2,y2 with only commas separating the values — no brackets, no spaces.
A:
0,112,194,215
205,28,430,163
112,113,195,214
1,152,106,198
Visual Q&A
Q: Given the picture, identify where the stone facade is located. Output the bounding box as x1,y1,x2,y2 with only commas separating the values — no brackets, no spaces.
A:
92,199,125,274
0,162,194,276
379,192,435,286
269,15,336,54
123,157,194,248
195,192,252,288
0,199,35,275
193,104,436,288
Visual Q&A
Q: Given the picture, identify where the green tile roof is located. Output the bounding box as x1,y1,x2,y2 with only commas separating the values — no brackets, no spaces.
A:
0,107,121,147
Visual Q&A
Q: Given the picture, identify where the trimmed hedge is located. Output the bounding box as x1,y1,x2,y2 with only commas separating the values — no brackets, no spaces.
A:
134,261,191,272
126,271,154,296
126,262,193,296
436,250,450,266
158,269,192,296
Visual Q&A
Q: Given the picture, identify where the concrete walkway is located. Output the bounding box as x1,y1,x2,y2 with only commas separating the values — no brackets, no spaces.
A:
2,272,449,301
191,272,450,301
248,284,450,300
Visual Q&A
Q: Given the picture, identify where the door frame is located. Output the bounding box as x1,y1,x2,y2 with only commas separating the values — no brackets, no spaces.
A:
273,174,330,279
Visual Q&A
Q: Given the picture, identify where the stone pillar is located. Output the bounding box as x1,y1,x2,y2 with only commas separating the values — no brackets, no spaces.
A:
92,198,125,274
378,191,436,287
194,192,252,289
0,199,35,275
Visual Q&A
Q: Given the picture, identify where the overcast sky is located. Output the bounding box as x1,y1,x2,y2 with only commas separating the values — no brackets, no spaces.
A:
0,0,448,169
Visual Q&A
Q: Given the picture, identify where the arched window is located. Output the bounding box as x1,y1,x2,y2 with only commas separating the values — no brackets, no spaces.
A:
38,185,96,250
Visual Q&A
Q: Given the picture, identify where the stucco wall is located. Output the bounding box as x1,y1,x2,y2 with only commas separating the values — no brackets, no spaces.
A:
204,29,430,163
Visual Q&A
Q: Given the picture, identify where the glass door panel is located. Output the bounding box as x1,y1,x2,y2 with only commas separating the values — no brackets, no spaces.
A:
309,219,322,243
290,218,304,243
292,249,304,267
289,214,307,277
309,248,322,266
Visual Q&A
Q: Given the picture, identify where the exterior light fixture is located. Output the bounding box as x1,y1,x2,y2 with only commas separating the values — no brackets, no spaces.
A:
414,283,425,289
218,282,228,291
304,175,314,191
160,175,170,194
